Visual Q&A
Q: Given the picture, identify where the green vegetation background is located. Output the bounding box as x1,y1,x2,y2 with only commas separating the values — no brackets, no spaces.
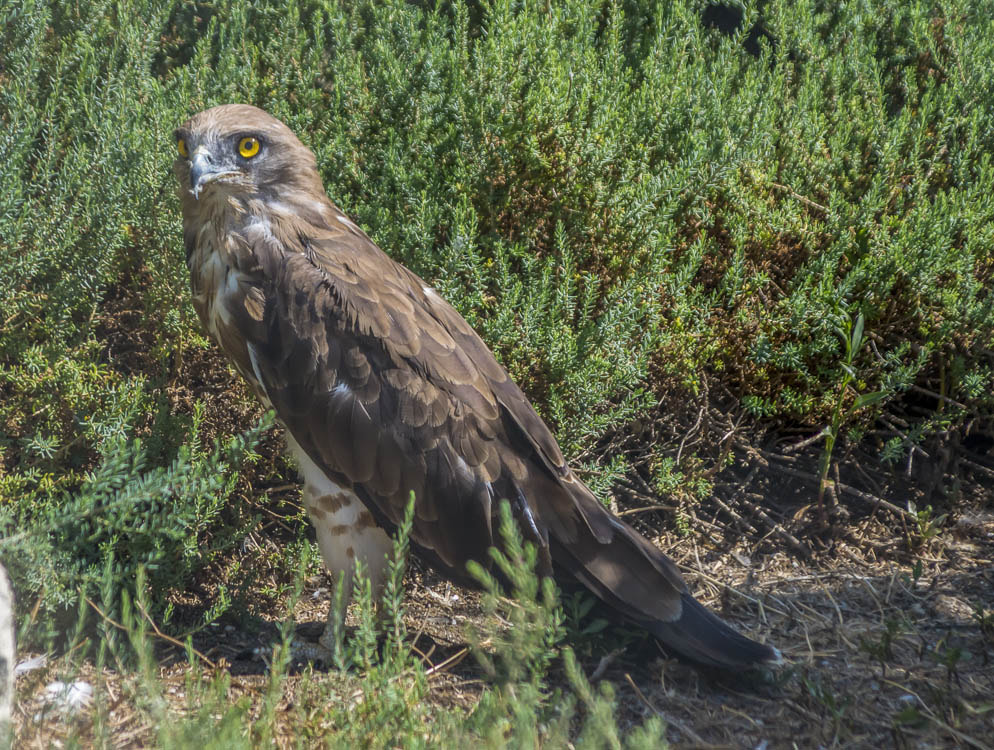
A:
1,0,992,743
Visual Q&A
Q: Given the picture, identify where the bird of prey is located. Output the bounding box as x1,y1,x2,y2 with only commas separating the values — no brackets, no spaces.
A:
173,104,779,670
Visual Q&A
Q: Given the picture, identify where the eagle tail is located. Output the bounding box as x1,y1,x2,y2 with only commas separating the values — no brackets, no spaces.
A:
647,591,782,669
546,486,781,670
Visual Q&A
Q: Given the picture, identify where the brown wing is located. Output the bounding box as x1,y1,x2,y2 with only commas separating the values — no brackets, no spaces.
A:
221,213,557,568
220,209,777,667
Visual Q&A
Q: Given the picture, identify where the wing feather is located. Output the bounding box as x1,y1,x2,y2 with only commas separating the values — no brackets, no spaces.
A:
216,214,569,572
210,206,776,666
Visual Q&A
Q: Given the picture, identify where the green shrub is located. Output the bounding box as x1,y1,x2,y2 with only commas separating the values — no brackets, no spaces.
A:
4,0,992,461
0,413,271,645
35,500,663,748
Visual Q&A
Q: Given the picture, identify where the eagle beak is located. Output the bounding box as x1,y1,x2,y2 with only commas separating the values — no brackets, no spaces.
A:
189,149,223,200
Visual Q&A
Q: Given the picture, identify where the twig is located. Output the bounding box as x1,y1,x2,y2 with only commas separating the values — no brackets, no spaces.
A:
831,478,913,521
617,504,679,517
830,464,851,519
135,599,220,669
718,464,812,558
783,428,829,454
747,446,915,521
409,639,435,667
909,383,966,409
962,457,994,480
85,596,217,669
881,680,994,750
770,181,829,214
249,501,299,534
678,566,792,620
710,465,762,535
409,599,434,667
623,673,716,748
589,648,624,682
263,483,298,495
924,714,992,750
736,493,812,560
676,406,705,466
615,476,665,507
425,647,468,677
710,492,759,535
617,476,722,527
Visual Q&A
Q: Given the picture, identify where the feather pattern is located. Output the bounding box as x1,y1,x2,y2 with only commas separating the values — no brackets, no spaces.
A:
175,104,779,669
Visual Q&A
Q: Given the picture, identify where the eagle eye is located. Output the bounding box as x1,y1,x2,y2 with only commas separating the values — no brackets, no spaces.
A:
177,138,188,158
238,136,261,159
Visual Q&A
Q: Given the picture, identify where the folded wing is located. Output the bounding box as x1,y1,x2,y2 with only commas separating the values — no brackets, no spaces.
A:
220,209,778,669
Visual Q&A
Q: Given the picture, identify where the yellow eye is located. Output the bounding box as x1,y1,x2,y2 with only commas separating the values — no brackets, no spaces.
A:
238,136,260,159
177,138,188,158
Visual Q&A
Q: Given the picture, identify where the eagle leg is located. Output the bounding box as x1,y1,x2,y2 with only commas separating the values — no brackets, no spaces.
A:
301,484,393,655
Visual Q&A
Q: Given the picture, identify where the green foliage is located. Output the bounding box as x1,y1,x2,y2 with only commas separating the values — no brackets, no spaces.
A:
0,413,271,645
906,502,948,549
859,615,906,674
800,669,852,742
35,499,663,747
8,0,991,474
3,0,992,463
451,501,665,748
812,312,888,517
466,501,566,691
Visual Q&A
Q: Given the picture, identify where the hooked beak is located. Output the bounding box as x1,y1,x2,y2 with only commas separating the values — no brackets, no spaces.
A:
189,150,232,200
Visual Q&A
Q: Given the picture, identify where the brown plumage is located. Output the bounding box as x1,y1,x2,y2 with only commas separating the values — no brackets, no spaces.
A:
174,104,779,669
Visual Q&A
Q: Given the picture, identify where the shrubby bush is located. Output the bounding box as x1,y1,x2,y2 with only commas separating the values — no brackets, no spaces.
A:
61,502,666,747
1,0,991,645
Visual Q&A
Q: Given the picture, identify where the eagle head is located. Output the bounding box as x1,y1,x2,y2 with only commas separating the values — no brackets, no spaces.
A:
173,104,324,205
